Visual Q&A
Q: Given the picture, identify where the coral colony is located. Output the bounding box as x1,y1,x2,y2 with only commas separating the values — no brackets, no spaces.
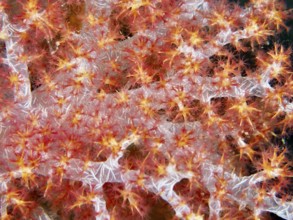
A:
0,0,292,219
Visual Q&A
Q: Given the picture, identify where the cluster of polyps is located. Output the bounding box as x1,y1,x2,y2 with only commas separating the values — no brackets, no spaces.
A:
0,0,292,219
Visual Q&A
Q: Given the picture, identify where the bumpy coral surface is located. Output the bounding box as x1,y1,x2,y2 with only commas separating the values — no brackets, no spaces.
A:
0,0,292,219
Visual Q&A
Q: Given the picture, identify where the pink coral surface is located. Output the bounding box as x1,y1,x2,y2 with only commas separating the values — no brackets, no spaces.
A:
0,0,292,219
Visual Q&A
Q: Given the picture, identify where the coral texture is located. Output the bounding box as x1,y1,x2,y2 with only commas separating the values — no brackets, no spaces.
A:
0,0,292,219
